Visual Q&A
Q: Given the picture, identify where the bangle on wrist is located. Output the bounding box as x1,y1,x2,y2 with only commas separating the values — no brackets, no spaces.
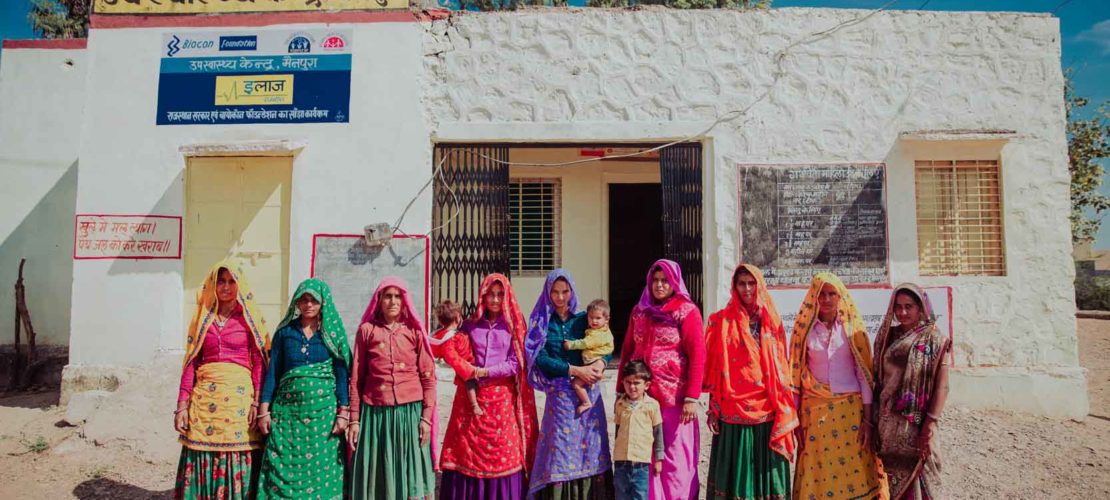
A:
255,412,270,420
925,411,942,422
336,415,349,421
420,417,432,426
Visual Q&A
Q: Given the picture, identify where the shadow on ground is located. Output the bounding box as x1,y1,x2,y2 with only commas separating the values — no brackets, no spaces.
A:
73,478,171,500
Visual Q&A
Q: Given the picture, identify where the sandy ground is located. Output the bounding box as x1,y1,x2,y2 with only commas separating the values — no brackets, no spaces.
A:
2,320,1109,499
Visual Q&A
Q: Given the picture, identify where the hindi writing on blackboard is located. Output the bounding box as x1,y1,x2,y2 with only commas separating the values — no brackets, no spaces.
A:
737,163,888,286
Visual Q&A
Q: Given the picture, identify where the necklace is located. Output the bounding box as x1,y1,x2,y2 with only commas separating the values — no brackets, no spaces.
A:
214,307,234,328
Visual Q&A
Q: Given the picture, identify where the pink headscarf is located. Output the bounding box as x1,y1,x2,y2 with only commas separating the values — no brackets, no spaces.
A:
359,277,440,467
635,259,693,325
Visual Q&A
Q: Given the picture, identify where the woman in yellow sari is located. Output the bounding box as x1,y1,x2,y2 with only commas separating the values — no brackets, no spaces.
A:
789,272,888,500
174,261,271,499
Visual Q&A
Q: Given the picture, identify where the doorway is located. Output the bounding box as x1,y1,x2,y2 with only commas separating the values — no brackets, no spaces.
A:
183,156,293,330
608,183,664,356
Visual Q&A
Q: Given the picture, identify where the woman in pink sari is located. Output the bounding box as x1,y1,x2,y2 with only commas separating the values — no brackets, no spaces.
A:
616,259,706,500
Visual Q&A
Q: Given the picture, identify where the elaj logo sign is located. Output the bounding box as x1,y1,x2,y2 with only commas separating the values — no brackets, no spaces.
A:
287,36,311,54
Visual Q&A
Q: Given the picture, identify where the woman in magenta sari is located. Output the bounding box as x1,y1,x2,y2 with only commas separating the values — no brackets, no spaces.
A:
524,269,613,499
617,259,706,500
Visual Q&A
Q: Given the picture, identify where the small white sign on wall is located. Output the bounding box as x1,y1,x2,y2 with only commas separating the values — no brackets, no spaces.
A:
73,214,182,260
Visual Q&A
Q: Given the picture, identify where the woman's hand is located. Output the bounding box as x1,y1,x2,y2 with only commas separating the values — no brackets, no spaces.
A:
346,423,360,452
653,461,662,474
794,428,805,454
562,340,572,350
858,419,874,450
332,415,348,435
418,418,432,447
473,367,489,379
681,401,698,424
248,403,258,430
917,420,936,459
570,365,602,385
173,402,189,434
707,412,720,435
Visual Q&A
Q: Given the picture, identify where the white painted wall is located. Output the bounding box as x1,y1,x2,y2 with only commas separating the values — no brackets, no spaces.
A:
67,22,434,367
421,9,1085,416
0,47,87,346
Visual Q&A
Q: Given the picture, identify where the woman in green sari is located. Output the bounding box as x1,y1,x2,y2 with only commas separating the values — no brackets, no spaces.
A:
256,278,351,499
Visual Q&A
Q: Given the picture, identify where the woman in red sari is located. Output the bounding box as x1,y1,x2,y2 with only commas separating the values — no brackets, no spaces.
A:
439,273,539,499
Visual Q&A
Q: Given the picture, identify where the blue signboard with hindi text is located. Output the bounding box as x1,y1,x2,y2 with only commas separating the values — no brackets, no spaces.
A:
156,29,351,125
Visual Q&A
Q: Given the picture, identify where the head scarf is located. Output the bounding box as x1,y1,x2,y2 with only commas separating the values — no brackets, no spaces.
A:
873,283,949,426
635,259,693,325
524,269,580,390
705,264,797,458
788,272,874,397
277,278,351,366
183,260,270,368
471,273,539,473
358,278,439,465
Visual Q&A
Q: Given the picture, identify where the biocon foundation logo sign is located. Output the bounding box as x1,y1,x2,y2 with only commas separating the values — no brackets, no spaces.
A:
157,28,352,125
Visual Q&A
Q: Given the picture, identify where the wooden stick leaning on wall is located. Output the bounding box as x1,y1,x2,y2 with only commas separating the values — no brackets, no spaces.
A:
9,258,39,391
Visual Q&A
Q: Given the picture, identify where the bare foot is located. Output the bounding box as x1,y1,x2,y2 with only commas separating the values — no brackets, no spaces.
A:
576,403,592,415
471,404,484,416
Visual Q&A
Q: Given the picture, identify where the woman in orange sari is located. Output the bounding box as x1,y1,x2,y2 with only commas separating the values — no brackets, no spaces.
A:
789,272,888,500
703,264,796,499
439,273,539,499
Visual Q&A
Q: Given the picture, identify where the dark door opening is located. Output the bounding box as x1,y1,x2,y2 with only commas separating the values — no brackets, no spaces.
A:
608,183,664,359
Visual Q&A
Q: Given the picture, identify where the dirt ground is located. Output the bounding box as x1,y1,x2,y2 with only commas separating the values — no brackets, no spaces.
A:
2,320,1109,499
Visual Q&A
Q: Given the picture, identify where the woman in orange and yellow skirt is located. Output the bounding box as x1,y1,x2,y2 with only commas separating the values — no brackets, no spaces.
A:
789,272,888,500
173,261,270,499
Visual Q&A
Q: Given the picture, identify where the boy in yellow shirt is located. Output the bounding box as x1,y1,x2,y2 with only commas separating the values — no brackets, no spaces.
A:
613,360,663,500
563,299,615,414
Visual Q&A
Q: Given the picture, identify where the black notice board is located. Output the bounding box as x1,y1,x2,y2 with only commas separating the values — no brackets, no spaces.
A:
737,163,889,287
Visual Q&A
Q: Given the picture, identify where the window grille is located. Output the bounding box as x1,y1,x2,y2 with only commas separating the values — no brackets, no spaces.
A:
914,160,1005,276
509,179,561,276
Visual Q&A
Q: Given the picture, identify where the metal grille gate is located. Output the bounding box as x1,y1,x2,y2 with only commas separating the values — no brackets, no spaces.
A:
431,142,703,317
431,145,510,318
661,143,704,311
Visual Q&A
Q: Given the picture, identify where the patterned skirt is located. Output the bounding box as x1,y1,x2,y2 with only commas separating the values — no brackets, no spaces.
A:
794,392,888,500
257,361,345,499
174,362,263,500
707,420,791,500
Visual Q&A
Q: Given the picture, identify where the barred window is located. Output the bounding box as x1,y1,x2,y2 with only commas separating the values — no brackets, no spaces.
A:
915,160,1005,276
509,179,561,275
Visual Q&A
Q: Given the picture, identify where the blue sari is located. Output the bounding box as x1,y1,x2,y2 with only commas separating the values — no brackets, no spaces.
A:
524,269,613,499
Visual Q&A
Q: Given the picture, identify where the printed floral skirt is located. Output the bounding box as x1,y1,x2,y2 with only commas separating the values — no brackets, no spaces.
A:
173,448,261,500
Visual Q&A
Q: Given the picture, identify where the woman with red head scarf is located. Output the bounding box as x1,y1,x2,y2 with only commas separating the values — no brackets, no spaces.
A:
439,273,539,499
703,264,796,499
346,278,438,500
616,259,706,500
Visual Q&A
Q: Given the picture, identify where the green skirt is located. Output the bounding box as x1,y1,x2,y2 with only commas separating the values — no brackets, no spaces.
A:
258,362,345,500
174,447,261,500
534,472,615,500
707,420,791,500
349,401,435,500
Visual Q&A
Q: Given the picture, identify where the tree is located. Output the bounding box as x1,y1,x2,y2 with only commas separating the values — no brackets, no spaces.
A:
1067,77,1110,243
28,0,89,39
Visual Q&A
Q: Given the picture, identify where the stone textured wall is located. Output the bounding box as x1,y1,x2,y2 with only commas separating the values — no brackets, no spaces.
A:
420,8,1085,415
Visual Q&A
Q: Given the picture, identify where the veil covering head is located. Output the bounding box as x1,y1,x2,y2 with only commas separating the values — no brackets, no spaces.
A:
276,278,350,366
183,260,270,368
787,272,874,396
524,269,579,389
873,283,948,426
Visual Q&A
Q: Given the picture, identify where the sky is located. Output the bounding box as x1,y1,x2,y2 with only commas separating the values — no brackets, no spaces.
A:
1,0,1108,241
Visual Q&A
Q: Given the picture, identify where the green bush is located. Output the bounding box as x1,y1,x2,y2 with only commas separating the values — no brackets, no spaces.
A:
1075,261,1110,311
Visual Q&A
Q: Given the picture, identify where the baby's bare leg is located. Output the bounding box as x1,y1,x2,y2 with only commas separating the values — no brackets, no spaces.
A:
571,377,593,414
466,380,483,416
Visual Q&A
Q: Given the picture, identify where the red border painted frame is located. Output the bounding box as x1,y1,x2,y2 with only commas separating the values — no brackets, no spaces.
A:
735,162,892,290
73,214,183,260
309,233,431,326
90,10,419,29
2,39,87,49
